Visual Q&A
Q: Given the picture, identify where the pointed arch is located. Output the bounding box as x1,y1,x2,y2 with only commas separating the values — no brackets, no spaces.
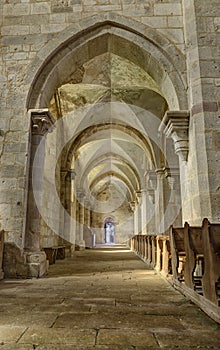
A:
25,13,188,111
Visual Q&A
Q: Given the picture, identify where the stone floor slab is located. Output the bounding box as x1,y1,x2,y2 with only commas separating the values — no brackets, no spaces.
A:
0,246,219,349
0,326,27,343
19,328,96,346
155,330,220,348
97,329,158,346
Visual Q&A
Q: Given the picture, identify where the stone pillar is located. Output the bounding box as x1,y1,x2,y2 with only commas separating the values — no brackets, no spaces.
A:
63,170,71,243
69,169,77,247
136,191,142,234
59,169,67,240
141,190,147,234
164,168,182,228
134,201,139,234
62,169,76,247
160,111,190,225
145,170,157,235
84,199,91,228
129,201,136,235
25,109,55,277
76,189,85,250
183,0,219,223
155,168,165,234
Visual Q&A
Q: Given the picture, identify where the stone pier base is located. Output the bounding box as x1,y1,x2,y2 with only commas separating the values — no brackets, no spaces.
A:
25,251,48,278
75,240,85,251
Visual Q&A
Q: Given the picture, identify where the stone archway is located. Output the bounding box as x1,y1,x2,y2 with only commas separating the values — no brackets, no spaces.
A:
25,13,188,111
23,14,187,274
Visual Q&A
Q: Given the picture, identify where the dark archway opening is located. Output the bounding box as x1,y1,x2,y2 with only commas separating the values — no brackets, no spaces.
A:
104,217,115,244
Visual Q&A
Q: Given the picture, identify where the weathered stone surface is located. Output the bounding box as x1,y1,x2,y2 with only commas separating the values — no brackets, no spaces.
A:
19,328,96,346
0,248,219,349
0,325,27,343
2,243,28,278
0,4,219,345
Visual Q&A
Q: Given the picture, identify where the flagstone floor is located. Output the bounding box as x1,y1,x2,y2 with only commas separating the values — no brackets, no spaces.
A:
0,245,219,349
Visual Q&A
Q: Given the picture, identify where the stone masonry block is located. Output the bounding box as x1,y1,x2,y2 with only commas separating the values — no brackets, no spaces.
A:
154,3,182,16
3,16,22,26
123,4,153,17
158,28,184,44
22,14,49,25
1,25,29,36
84,4,120,12
142,16,167,28
3,4,30,16
168,16,183,28
41,24,67,34
31,2,51,15
49,13,66,24
1,165,24,178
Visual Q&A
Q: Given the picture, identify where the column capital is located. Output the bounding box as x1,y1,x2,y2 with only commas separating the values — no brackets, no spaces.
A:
163,167,179,178
29,109,55,136
129,201,136,212
159,110,190,162
135,190,142,204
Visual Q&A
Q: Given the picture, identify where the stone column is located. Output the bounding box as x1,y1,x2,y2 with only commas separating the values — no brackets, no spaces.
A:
76,189,85,250
62,169,76,247
160,111,190,224
84,199,91,228
129,201,136,235
155,168,165,234
134,201,139,234
141,190,147,234
25,109,55,277
145,170,157,235
63,170,71,243
69,169,77,247
136,191,142,234
164,167,182,228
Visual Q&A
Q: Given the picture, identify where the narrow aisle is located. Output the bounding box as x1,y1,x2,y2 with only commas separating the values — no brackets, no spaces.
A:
0,246,219,349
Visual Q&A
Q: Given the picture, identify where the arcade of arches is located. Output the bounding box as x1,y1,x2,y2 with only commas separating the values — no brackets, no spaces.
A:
0,0,219,319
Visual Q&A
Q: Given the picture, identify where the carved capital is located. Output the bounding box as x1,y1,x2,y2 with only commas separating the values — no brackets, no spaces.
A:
159,110,190,162
136,190,142,204
129,201,136,212
30,109,55,136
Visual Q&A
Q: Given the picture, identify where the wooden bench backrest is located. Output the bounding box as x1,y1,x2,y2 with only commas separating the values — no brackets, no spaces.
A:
188,226,203,254
172,227,184,252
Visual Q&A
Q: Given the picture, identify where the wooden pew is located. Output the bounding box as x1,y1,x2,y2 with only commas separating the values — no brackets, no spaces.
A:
156,235,170,276
184,223,203,293
202,218,220,306
169,226,185,281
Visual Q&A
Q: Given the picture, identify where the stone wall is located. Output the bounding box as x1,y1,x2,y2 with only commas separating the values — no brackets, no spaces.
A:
0,0,219,268
181,0,220,224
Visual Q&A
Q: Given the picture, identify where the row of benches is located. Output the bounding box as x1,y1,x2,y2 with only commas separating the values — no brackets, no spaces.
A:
129,218,220,323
